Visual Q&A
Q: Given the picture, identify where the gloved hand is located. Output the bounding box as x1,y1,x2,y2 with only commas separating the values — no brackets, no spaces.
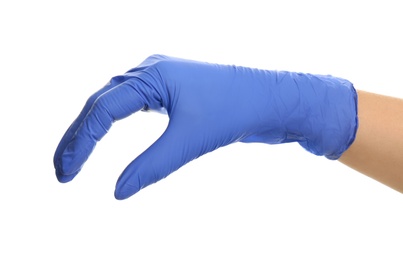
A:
54,54,358,200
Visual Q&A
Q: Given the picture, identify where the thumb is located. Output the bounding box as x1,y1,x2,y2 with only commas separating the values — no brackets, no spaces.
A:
114,122,214,200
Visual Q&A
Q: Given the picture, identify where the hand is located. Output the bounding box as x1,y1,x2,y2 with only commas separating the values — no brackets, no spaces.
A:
54,54,357,200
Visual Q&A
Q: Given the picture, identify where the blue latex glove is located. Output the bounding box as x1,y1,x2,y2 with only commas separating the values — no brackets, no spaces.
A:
54,54,358,200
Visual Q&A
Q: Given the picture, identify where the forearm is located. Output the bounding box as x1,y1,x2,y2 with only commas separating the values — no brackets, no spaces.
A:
339,90,403,193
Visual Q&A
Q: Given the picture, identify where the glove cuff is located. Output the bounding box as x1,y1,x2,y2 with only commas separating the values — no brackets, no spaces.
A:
287,73,358,160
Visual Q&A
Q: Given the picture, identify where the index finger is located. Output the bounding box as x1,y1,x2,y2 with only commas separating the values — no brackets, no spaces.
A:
54,77,147,183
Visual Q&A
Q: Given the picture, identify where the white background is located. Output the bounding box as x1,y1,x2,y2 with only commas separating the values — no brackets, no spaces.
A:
1,0,403,259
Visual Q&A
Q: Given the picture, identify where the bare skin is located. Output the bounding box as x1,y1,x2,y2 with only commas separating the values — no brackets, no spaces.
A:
339,90,403,193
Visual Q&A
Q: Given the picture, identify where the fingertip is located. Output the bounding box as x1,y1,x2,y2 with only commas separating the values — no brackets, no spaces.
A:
59,141,91,177
55,168,79,183
54,155,82,183
114,183,140,200
114,189,127,200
